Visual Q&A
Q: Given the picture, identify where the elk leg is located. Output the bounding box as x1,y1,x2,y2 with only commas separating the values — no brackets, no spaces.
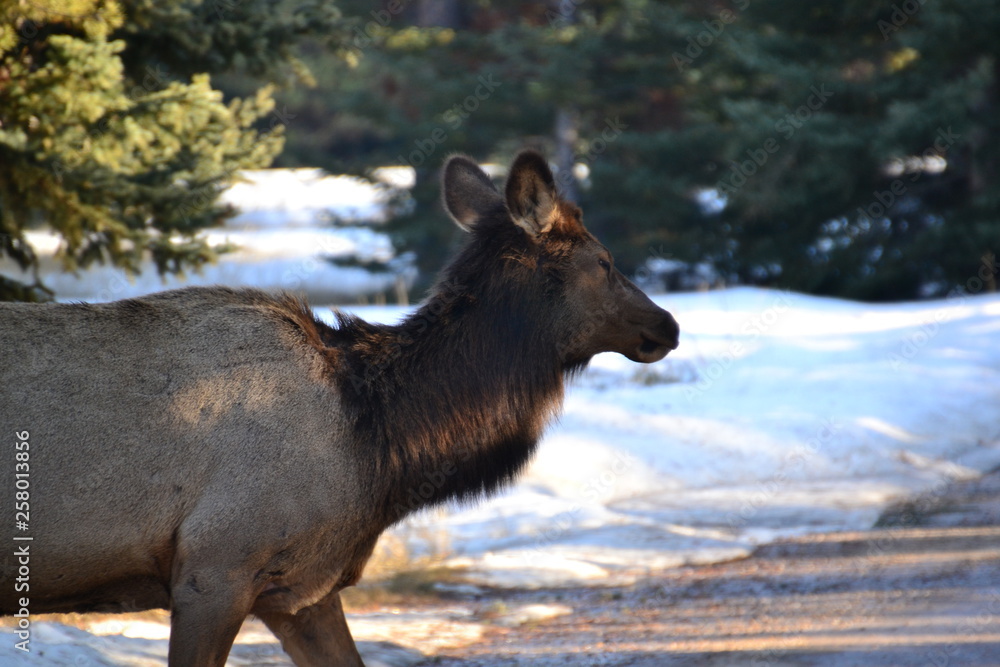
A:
258,593,365,666
167,570,256,667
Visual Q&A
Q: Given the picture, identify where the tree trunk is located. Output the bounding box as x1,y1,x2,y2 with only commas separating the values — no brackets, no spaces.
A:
552,0,580,202
555,106,580,202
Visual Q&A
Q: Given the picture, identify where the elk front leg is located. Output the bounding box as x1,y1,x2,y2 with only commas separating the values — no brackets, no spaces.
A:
168,567,256,667
259,593,365,666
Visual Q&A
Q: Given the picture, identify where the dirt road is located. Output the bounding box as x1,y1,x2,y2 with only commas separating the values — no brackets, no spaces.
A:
398,470,1000,666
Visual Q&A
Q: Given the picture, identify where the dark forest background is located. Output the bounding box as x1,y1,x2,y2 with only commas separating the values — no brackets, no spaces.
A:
2,0,997,301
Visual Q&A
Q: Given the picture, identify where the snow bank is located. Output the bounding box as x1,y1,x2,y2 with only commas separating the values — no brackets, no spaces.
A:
0,169,416,304
327,287,1000,587
217,168,404,226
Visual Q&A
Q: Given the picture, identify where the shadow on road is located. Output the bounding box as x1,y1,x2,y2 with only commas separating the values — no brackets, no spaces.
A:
420,470,1000,667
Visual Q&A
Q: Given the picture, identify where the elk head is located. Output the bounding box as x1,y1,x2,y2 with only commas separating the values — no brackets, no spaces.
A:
442,150,679,367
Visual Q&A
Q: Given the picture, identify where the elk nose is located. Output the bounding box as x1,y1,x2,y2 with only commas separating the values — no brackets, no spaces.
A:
663,312,680,350
642,311,679,352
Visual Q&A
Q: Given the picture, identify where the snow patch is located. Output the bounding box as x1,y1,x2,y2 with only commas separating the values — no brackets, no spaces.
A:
337,287,1000,587
1,169,417,304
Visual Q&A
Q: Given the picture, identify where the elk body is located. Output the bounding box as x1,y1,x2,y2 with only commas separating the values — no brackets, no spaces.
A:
0,151,678,666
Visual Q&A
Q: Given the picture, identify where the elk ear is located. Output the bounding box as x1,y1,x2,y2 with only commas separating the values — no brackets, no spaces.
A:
442,155,503,231
504,150,558,239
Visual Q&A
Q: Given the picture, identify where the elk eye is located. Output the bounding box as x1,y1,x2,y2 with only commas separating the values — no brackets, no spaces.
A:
598,258,611,272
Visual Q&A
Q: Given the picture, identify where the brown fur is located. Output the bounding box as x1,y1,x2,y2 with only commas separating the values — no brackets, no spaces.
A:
0,150,678,666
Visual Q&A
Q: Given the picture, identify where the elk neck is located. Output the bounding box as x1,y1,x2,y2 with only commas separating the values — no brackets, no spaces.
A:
323,264,576,526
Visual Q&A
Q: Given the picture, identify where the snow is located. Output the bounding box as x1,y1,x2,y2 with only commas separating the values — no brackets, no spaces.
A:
18,227,409,304
0,169,416,304
217,168,404,226
320,287,1000,588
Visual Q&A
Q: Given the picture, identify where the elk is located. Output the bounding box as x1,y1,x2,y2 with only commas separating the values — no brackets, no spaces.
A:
0,150,679,666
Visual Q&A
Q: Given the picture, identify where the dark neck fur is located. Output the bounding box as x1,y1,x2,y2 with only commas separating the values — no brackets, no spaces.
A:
322,230,584,526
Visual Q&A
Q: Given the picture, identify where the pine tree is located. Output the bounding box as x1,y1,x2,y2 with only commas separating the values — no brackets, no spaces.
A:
269,0,998,301
0,0,345,301
650,0,1000,300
